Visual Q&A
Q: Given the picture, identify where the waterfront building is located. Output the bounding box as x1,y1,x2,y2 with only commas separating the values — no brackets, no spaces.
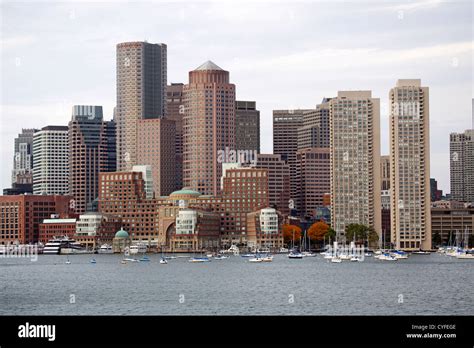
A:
219,167,269,246
75,213,122,249
329,91,382,240
450,129,474,204
0,195,74,244
165,83,184,190
136,118,176,196
295,147,330,219
431,207,474,245
158,199,221,252
116,41,167,170
235,101,260,154
390,79,431,251
98,170,165,246
182,61,235,196
69,105,117,214
112,227,131,253
246,207,284,251
248,154,290,216
38,218,77,244
32,126,69,195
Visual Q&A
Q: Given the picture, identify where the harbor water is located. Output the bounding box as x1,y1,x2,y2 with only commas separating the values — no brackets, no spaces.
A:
0,253,472,315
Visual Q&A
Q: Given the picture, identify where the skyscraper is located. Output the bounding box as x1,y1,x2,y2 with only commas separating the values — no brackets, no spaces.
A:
249,154,290,216
235,100,260,154
32,126,69,195
166,83,184,190
136,118,176,196
329,91,381,239
11,129,37,187
116,41,167,170
68,105,116,214
380,155,391,247
390,79,431,251
273,109,310,206
297,99,331,150
295,147,330,219
183,61,235,196
220,167,269,245
450,129,474,203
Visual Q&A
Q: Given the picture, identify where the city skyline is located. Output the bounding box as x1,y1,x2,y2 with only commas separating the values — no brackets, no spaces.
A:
1,1,472,194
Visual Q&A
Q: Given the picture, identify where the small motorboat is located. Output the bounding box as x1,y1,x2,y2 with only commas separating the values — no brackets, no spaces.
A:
139,255,150,262
288,252,303,259
189,257,211,263
214,255,228,260
90,258,97,264
123,258,139,262
248,257,263,263
330,257,342,263
262,256,273,262
65,260,71,265
159,258,168,264
412,250,431,255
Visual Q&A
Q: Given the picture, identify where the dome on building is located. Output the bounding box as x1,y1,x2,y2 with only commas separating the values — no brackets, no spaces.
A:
115,227,129,239
169,188,202,198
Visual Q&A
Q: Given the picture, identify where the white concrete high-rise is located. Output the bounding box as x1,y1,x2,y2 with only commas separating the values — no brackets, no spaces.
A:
390,79,431,251
32,126,69,195
450,129,474,204
329,91,381,240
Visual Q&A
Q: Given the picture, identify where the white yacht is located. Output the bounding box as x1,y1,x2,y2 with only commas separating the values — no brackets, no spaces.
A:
288,251,303,259
378,253,398,261
98,244,113,254
43,240,62,255
129,243,147,254
248,257,263,263
262,255,273,262
43,237,87,255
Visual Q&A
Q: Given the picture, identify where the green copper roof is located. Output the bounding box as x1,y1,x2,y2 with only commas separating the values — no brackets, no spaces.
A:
115,227,129,238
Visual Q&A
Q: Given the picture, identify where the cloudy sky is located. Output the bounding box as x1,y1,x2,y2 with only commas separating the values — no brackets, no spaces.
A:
0,0,472,193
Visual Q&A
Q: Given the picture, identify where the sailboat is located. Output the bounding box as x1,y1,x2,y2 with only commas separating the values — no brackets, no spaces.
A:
65,256,71,265
288,228,303,259
160,246,168,264
123,247,139,262
456,227,474,259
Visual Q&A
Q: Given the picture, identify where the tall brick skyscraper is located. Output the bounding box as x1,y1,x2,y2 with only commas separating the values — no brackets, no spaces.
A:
69,105,116,214
136,118,176,197
116,41,167,170
183,61,235,196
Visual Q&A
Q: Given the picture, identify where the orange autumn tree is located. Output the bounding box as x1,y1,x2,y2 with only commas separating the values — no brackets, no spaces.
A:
282,224,302,244
307,221,329,243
